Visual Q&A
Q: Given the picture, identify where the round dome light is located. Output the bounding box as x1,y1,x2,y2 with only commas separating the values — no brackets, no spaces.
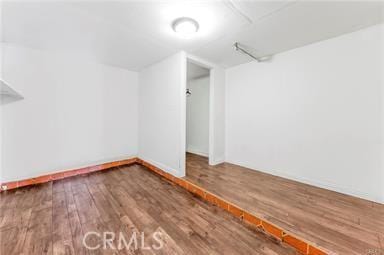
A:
172,17,199,36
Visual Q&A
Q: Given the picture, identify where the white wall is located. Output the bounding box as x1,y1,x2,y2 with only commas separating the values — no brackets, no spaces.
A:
1,44,138,182
0,2,2,182
211,66,226,165
0,2,2,183
226,24,384,203
139,52,186,177
186,76,209,156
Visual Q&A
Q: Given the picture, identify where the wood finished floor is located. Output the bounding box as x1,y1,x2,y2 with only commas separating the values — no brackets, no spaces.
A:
185,153,384,255
0,163,297,255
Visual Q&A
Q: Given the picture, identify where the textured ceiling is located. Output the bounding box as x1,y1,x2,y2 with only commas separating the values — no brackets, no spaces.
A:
2,1,384,70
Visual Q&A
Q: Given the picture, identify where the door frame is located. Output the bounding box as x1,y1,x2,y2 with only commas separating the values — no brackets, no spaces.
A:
184,53,216,168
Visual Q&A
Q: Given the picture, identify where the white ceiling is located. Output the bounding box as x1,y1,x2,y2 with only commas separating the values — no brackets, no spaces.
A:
2,1,384,71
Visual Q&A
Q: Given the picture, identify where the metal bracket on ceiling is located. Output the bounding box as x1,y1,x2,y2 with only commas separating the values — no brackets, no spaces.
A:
233,42,272,62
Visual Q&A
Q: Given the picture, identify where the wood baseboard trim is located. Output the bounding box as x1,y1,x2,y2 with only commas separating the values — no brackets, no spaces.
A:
138,158,330,255
1,157,329,255
0,157,138,191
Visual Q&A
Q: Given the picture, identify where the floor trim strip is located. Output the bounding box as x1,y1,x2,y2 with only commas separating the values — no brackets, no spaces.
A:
138,158,330,255
1,157,331,255
0,157,137,190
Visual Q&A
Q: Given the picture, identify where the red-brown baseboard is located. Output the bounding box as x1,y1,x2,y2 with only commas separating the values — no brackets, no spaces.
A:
138,158,329,255
1,157,329,255
0,157,138,191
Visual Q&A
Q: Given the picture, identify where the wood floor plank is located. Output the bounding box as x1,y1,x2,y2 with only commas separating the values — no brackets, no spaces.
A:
0,226,29,255
72,186,101,225
124,166,297,255
185,152,384,255
53,190,76,255
65,183,89,255
23,206,53,255
0,164,297,255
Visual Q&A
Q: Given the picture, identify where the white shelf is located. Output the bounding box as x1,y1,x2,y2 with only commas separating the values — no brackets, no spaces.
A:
1,80,24,105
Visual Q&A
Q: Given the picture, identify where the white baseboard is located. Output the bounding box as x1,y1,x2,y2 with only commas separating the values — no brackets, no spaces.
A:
138,156,183,178
186,148,209,157
186,148,225,166
226,158,384,204
209,157,225,166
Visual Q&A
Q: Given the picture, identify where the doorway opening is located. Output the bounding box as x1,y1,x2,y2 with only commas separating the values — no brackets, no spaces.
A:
186,60,210,174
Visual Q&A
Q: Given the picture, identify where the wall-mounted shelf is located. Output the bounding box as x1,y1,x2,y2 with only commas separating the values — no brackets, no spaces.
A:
1,80,24,105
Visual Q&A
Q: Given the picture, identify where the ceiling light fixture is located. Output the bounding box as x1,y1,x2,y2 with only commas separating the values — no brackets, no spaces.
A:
172,17,199,36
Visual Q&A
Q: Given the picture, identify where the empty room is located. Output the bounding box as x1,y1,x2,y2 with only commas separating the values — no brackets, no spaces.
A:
1,1,384,254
